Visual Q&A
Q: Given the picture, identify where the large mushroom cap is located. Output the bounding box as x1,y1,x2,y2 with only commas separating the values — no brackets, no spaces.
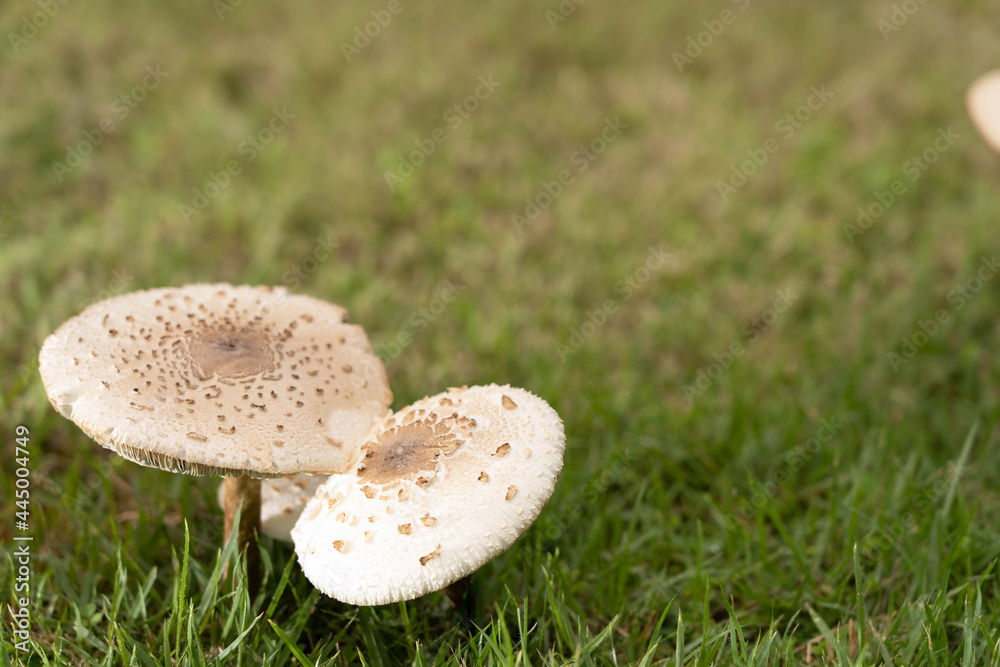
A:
216,474,330,542
39,284,393,477
291,384,565,605
968,70,1000,154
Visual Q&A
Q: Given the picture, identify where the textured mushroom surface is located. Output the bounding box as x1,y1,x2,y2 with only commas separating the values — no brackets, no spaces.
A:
216,473,329,542
291,384,565,605
968,70,1000,154
39,284,392,477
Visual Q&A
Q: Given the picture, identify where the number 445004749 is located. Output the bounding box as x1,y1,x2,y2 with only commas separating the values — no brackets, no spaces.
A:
15,425,29,521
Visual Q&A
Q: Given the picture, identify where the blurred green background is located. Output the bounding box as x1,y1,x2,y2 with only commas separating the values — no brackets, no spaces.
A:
2,0,1000,663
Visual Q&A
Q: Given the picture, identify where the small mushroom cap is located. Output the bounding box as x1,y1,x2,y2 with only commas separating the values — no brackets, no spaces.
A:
968,70,1000,154
291,384,565,605
39,284,393,477
216,474,329,542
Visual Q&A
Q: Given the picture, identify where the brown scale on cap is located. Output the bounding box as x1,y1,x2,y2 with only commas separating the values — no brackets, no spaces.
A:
355,413,474,488
419,544,441,566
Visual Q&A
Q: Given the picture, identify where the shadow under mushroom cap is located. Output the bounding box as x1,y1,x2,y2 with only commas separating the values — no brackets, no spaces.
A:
216,473,330,541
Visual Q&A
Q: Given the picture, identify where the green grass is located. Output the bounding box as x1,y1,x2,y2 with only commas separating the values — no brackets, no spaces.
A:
3,0,1000,663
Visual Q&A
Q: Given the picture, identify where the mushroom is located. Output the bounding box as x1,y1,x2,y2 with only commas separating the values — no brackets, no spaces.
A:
38,284,392,592
967,70,1000,154
290,384,565,605
216,473,329,542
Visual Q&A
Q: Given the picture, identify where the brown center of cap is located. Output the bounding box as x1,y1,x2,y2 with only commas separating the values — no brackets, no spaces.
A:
187,329,276,380
357,418,465,487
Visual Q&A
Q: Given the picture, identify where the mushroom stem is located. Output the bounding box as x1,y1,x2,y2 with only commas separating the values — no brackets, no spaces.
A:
444,575,475,614
223,475,262,597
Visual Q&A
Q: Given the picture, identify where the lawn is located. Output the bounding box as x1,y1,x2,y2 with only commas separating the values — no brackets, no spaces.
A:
2,0,1000,664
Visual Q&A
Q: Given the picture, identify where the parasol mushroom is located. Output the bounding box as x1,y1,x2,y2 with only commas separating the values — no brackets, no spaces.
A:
967,70,1000,154
291,384,565,606
39,283,392,593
